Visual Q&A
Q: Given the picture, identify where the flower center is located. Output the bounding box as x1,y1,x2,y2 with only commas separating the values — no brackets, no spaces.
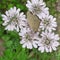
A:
44,20,49,26
11,15,18,23
44,37,50,45
33,4,41,14
25,34,31,40
7,15,19,26
45,40,50,45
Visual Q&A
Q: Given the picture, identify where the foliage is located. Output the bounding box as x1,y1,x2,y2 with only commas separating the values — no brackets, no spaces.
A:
0,0,60,60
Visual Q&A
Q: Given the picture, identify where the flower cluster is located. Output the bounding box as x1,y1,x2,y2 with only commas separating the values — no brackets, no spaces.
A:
2,0,60,53
2,7,27,32
26,0,49,19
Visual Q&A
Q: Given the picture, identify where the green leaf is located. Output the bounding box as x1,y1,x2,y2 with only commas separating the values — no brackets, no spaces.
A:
17,49,27,60
5,41,13,47
2,35,10,41
4,49,14,60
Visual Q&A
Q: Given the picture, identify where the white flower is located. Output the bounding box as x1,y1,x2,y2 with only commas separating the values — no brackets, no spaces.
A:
19,25,39,49
38,31,60,53
26,0,49,19
2,7,26,32
39,15,57,32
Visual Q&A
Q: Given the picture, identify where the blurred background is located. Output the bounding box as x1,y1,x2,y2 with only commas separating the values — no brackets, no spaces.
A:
0,0,60,60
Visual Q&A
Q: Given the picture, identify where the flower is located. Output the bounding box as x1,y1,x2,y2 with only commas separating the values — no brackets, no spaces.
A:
39,15,57,32
38,31,60,53
2,7,26,32
26,0,49,19
19,24,39,49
